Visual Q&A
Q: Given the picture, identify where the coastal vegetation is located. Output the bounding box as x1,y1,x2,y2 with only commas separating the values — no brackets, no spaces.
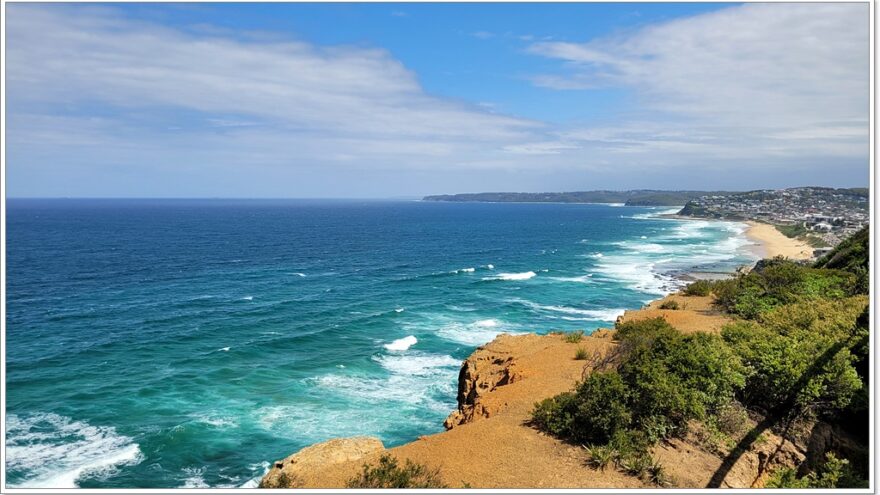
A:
658,300,680,310
347,455,446,489
531,227,870,488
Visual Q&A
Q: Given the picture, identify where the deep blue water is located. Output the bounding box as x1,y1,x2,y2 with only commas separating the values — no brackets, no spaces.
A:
5,199,756,488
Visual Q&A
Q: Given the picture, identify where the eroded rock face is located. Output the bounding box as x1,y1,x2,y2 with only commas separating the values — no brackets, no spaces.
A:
259,436,384,488
443,334,533,429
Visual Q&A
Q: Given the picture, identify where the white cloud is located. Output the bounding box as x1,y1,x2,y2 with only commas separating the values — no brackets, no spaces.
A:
6,6,539,148
4,4,870,197
528,3,869,161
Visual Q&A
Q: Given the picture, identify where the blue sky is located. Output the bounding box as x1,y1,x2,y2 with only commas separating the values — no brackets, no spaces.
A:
5,2,870,197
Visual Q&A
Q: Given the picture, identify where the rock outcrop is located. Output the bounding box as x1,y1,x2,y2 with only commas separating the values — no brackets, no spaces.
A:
259,436,384,488
443,334,538,429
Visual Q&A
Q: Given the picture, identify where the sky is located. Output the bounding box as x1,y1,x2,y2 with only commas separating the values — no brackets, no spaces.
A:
4,2,871,198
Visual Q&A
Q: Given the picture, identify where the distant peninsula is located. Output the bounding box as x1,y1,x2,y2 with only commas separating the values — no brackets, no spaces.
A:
422,190,735,207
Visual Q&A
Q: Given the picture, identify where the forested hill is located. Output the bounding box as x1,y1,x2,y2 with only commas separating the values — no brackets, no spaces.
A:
422,190,736,207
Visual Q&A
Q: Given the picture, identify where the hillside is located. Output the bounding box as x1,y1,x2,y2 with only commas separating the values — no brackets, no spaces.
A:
423,190,735,206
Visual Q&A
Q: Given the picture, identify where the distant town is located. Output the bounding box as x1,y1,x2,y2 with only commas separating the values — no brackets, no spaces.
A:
679,187,869,251
425,186,869,253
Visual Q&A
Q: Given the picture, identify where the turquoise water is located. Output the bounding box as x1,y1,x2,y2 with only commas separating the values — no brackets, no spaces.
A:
5,199,756,488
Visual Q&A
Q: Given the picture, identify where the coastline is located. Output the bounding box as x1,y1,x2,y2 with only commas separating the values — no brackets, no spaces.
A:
743,220,813,260
259,207,780,488
260,292,802,489
662,213,814,261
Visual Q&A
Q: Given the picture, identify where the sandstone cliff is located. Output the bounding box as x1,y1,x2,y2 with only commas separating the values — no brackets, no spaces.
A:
260,294,813,489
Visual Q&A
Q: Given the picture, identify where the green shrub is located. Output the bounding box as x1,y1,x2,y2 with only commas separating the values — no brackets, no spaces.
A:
683,279,712,296
531,392,578,439
616,319,745,440
346,454,447,488
347,455,447,488
765,453,867,488
721,314,863,415
563,330,585,343
659,300,680,310
712,259,857,319
531,372,632,444
814,226,868,294
574,346,588,360
584,444,616,471
535,318,745,447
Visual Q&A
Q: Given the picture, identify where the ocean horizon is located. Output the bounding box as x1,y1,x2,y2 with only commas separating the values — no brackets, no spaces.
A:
5,199,758,488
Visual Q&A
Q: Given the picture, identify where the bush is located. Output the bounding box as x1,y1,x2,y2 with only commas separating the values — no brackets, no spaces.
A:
584,444,616,471
535,318,745,447
712,259,857,319
814,226,868,294
616,319,745,440
532,372,632,444
721,311,863,415
574,346,588,360
347,455,446,488
659,300,680,310
563,330,585,343
765,453,867,488
683,279,712,296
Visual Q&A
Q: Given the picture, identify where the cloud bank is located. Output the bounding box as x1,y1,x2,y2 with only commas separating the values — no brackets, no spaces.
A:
5,3,869,197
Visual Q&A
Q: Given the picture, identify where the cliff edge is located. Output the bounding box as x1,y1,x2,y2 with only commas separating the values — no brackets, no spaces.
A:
259,295,808,488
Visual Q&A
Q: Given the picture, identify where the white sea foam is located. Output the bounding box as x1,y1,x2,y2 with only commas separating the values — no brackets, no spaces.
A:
180,467,210,488
383,335,417,351
374,353,461,376
6,413,143,488
436,318,523,345
548,274,594,284
456,267,475,273
304,352,460,415
290,272,307,277
483,271,536,281
486,264,495,269
219,346,230,352
192,413,237,428
394,307,405,313
513,299,625,321
239,462,271,488
241,296,253,301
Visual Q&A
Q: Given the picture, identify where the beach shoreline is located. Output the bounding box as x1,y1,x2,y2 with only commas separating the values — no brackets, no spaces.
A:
661,213,814,262
743,220,813,260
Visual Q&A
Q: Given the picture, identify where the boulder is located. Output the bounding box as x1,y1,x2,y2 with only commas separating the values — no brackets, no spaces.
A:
259,436,384,488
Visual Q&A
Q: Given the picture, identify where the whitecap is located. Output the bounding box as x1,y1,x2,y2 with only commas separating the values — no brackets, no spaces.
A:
483,271,536,281
513,299,625,321
239,462,271,488
219,347,230,352
373,353,461,376
6,413,143,488
456,267,475,273
486,264,495,269
241,296,253,301
180,467,210,488
548,274,594,284
436,319,523,345
383,335,417,351
394,307,405,313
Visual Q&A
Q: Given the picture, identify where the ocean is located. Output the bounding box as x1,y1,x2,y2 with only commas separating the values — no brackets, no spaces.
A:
5,199,756,488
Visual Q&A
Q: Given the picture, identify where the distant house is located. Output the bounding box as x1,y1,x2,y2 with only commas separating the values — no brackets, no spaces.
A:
813,247,833,258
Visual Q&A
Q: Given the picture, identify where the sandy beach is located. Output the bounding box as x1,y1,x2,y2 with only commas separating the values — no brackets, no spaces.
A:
744,221,813,260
